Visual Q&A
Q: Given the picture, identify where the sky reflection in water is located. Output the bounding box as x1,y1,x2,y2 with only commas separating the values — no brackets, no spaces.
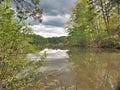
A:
28,48,120,90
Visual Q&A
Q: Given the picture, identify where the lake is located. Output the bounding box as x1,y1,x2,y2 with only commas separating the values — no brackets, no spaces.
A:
29,47,120,90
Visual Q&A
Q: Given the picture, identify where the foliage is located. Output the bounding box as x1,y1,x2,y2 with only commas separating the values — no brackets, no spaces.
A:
47,36,67,44
28,35,67,47
0,1,46,89
67,0,95,47
0,0,42,22
28,34,48,45
67,0,120,48
88,0,120,35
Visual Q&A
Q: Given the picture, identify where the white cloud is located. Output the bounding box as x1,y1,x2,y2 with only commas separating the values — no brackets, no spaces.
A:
29,12,71,38
29,0,75,38
30,24,68,38
42,14,70,23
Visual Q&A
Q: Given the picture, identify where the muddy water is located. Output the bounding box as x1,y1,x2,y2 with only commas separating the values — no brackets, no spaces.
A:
30,48,120,90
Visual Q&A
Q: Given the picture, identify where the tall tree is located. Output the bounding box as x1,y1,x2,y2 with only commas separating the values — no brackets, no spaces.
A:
67,0,120,48
0,0,42,22
0,1,45,89
67,0,95,47
89,0,120,35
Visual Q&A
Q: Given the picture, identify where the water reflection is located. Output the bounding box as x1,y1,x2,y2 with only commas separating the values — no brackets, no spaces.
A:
28,48,120,89
40,48,69,71
68,48,120,90
38,48,74,89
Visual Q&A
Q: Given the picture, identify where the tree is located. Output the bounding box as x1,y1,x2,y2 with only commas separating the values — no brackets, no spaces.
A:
67,0,95,47
67,0,120,48
0,0,42,22
0,1,45,89
89,0,120,35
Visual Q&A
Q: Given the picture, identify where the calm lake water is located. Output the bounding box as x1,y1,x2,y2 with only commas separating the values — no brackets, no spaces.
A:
29,47,120,90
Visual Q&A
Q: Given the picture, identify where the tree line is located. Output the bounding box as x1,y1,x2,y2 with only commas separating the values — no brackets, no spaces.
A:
29,34,67,46
66,0,120,48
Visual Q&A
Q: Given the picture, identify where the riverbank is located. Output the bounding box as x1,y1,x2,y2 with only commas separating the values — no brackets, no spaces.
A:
38,42,120,50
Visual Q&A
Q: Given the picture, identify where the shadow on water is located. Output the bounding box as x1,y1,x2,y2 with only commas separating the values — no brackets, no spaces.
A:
116,82,120,90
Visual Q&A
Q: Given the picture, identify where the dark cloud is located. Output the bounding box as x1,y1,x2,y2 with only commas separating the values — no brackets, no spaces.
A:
31,0,76,37
39,0,75,28
39,0,75,15
43,22,64,27
42,20,65,27
41,14,70,27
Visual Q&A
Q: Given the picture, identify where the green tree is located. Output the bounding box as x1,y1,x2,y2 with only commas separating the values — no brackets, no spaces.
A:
0,0,42,22
67,0,120,48
0,1,45,89
67,0,95,47
89,0,120,35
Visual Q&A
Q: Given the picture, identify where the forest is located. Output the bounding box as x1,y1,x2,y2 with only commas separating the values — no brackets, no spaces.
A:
67,0,120,48
30,0,120,48
0,0,120,90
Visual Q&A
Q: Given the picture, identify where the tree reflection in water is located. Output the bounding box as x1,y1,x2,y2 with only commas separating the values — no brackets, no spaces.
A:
68,48,120,90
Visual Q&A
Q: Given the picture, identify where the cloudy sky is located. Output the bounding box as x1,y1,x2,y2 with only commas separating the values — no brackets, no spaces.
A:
31,0,76,38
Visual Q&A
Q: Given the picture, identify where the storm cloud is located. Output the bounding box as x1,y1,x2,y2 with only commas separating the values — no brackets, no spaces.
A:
42,14,70,27
31,0,76,38
39,0,75,15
